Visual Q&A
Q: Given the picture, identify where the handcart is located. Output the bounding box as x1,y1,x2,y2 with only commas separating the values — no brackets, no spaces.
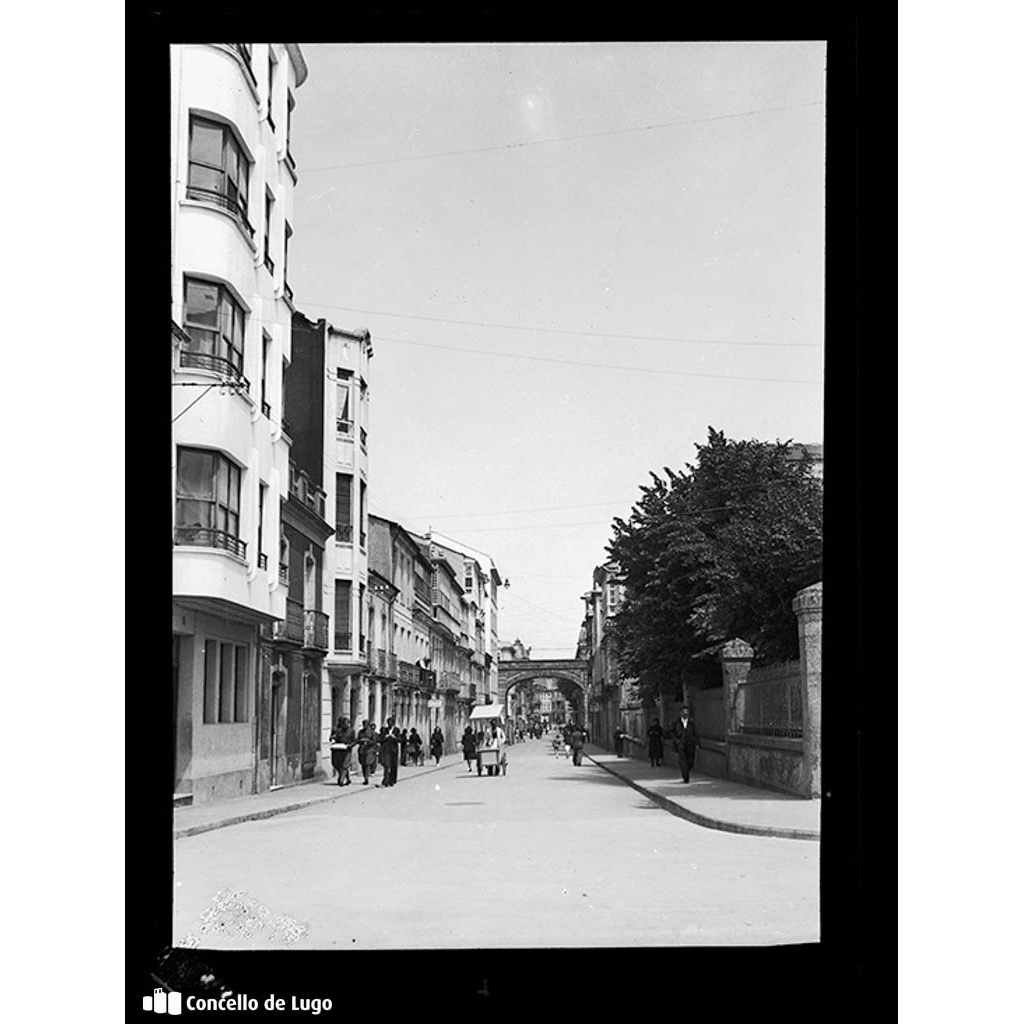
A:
468,704,509,777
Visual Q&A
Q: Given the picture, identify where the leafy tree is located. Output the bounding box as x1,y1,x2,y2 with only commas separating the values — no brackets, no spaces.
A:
606,428,822,700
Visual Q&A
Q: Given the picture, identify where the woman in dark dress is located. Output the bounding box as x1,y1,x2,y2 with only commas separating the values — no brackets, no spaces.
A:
329,716,356,786
461,726,477,772
408,727,424,766
399,728,409,766
647,720,665,767
356,720,379,785
430,726,444,765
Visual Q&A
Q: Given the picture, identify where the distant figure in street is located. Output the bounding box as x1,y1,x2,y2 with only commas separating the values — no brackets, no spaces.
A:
461,726,478,772
430,726,444,765
356,721,379,785
399,728,409,766
408,727,424,766
569,723,586,766
647,720,665,767
669,705,701,783
329,716,356,786
613,725,625,758
380,717,401,787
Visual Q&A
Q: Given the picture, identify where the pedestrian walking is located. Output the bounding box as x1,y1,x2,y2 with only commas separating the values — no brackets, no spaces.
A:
356,721,379,785
430,726,444,765
408,727,424,766
569,723,586,766
461,726,478,772
399,728,409,766
647,720,665,767
329,716,356,786
669,705,701,783
481,720,506,775
380,717,401,787
613,725,625,758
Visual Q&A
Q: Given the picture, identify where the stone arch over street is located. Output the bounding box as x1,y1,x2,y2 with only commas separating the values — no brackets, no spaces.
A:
498,659,590,723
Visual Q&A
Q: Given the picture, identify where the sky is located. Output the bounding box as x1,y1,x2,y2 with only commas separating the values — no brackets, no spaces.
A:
287,41,826,658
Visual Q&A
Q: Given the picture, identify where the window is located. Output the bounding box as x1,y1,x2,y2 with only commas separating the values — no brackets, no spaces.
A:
260,334,271,415
334,581,352,651
203,641,249,723
263,191,275,273
336,380,351,434
359,480,367,548
175,448,244,556
187,115,252,229
257,484,267,568
182,277,246,381
335,473,353,542
267,50,277,130
283,222,293,301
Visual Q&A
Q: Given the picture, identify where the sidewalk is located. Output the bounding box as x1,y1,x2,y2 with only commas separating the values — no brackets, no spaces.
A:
584,747,820,841
173,753,465,840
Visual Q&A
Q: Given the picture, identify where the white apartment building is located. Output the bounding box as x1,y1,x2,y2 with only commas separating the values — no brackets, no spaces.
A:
171,43,308,805
428,531,504,704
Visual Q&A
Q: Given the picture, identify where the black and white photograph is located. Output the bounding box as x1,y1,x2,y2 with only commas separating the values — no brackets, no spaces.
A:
166,34,841,974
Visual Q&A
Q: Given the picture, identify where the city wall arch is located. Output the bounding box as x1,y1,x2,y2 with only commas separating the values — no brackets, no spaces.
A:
498,659,590,722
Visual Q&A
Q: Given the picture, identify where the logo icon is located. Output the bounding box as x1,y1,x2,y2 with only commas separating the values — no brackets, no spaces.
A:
143,988,182,1014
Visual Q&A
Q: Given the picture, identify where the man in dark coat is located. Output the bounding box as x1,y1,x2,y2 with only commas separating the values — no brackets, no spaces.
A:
379,716,401,787
613,725,625,758
569,723,586,766
669,705,700,783
329,716,356,786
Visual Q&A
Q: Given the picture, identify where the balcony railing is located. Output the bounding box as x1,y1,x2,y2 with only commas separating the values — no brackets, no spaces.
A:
303,609,329,651
399,661,417,687
418,667,436,691
359,427,367,449
334,631,352,653
288,463,327,518
257,552,268,570
284,281,294,305
184,185,255,237
178,350,251,391
261,400,271,418
264,251,275,276
268,598,303,644
174,527,247,559
278,562,289,585
336,418,353,436
359,531,366,549
335,524,353,544
281,416,292,439
374,649,398,678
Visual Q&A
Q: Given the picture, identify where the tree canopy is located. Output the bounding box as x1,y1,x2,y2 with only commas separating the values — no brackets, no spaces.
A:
606,428,822,699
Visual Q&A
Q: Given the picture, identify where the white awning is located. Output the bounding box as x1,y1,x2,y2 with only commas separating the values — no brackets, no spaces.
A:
469,705,505,721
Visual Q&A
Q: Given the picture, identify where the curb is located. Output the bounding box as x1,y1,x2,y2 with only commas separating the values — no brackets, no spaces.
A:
584,754,821,842
174,757,460,840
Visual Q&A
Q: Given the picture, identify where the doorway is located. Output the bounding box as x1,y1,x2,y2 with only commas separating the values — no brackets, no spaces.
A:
172,636,181,793
270,673,284,787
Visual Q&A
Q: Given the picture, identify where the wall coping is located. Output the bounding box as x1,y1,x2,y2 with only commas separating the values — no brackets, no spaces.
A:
727,731,803,753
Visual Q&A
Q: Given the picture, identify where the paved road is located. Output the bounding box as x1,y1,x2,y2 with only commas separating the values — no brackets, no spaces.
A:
174,739,819,948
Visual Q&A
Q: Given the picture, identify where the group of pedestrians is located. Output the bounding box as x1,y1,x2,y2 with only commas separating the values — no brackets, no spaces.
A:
608,707,702,783
329,717,447,788
459,721,507,775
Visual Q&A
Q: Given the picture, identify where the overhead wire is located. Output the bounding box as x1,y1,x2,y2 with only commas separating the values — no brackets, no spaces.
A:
299,99,824,174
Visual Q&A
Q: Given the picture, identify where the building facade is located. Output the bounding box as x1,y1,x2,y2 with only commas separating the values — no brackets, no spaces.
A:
289,312,374,774
171,42,308,805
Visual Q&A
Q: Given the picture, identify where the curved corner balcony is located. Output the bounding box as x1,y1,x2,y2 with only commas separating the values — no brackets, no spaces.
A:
178,349,251,392
174,527,247,559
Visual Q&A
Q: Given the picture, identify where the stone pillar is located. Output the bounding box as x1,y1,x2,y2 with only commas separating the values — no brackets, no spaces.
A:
793,582,823,798
720,639,755,734
358,675,369,724
373,679,382,727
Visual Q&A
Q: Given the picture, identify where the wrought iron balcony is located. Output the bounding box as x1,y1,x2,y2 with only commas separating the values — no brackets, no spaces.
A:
264,251,275,276
281,416,292,439
336,418,353,436
399,661,417,687
267,598,303,645
174,527,247,559
184,185,255,237
257,552,268,570
278,562,289,585
178,349,251,391
288,463,326,518
374,649,398,678
303,609,329,651
418,667,437,691
359,427,367,449
261,399,271,418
